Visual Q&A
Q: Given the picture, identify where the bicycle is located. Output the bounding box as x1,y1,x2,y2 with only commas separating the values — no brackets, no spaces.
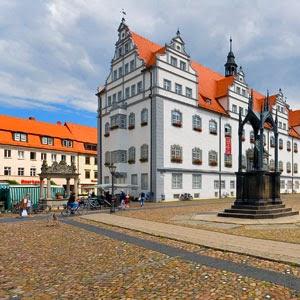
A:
60,204,85,217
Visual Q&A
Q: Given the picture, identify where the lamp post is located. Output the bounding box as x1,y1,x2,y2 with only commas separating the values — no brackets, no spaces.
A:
108,163,117,213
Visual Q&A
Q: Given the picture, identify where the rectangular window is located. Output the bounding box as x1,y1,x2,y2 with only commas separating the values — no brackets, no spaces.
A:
62,140,73,147
107,96,112,106
230,180,235,189
125,87,130,99
118,66,123,78
172,173,182,189
85,170,91,179
30,168,36,177
61,155,66,162
192,174,202,189
85,156,90,165
186,87,192,98
239,107,243,116
94,171,98,179
163,79,171,91
131,174,138,185
71,155,75,163
113,70,118,81
280,180,285,189
30,152,36,160
124,63,129,74
130,60,135,72
141,173,148,190
137,81,143,93
232,104,237,113
180,61,186,71
18,150,24,159
104,176,109,184
236,86,241,94
4,149,11,158
214,180,225,189
41,137,53,145
13,132,27,142
51,154,57,162
4,167,11,176
41,153,47,160
112,93,117,103
242,89,246,96
124,42,129,53
170,56,177,67
94,157,97,165
283,123,286,130
117,91,122,102
18,168,24,176
175,83,182,95
131,84,136,96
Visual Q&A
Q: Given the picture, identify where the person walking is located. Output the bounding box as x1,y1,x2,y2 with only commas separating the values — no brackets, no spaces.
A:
140,192,145,207
19,194,29,217
125,193,130,208
26,194,32,216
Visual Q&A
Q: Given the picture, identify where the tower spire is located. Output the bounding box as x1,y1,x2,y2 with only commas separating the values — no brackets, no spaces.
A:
224,36,238,77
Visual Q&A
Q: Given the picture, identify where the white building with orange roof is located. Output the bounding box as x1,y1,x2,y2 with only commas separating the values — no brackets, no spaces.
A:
96,20,300,201
0,115,98,195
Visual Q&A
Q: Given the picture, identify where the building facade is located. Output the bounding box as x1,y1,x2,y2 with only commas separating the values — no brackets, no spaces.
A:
97,20,300,201
0,115,97,194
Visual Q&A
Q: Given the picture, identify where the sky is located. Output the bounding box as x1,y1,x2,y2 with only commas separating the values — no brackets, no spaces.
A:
0,0,300,127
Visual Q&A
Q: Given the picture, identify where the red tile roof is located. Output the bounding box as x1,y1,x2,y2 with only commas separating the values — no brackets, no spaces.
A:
289,110,300,127
0,115,97,154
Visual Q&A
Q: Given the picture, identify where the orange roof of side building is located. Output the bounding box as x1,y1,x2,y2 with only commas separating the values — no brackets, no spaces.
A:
0,115,97,155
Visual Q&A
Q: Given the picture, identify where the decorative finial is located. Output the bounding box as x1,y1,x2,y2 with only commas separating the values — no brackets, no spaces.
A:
230,36,232,52
120,8,126,22
176,28,180,36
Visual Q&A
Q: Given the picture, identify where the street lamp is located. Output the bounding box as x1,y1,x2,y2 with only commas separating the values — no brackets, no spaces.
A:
108,163,117,213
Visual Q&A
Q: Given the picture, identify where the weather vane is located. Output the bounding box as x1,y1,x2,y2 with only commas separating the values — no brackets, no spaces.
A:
121,8,126,22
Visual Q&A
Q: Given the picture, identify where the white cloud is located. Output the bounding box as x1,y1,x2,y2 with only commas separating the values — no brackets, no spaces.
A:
0,0,299,112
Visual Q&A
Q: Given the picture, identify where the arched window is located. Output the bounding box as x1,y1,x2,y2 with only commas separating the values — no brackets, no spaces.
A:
287,141,291,151
105,151,110,165
170,145,183,163
192,147,202,164
279,138,283,149
104,122,110,137
287,162,291,173
269,159,275,171
128,113,135,130
294,163,298,174
141,109,148,126
140,144,148,162
279,161,283,172
224,124,231,137
128,147,136,164
208,150,218,166
171,110,182,127
192,115,202,131
250,131,255,143
209,120,217,135
270,136,275,148
294,142,298,153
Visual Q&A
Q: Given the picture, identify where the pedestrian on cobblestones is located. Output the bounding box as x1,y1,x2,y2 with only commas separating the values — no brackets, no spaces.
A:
139,192,145,207
19,194,29,217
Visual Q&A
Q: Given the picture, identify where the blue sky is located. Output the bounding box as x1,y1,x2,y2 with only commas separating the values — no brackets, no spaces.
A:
1,0,300,127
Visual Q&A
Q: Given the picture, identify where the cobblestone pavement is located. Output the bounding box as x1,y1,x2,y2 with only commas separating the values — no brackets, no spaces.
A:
0,219,299,299
118,196,300,244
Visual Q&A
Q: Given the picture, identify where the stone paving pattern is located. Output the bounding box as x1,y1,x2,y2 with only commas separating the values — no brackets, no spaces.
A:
119,196,300,244
1,220,299,299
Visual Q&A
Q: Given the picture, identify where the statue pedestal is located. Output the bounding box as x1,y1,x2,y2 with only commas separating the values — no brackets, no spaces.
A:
218,171,299,219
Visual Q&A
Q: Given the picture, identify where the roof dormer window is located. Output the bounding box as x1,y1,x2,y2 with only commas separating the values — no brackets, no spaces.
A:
13,132,27,142
62,139,73,148
41,136,53,145
171,56,177,67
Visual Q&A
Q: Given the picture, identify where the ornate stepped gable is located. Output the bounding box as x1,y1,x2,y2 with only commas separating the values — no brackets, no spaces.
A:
125,27,300,139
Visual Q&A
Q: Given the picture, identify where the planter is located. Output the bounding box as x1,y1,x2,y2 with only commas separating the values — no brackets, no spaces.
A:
295,150,298,153
210,131,217,135
225,163,232,168
141,122,148,127
241,136,245,141
139,158,148,163
209,161,218,166
279,146,283,150
192,160,202,165
110,125,119,130
128,125,135,130
287,148,291,152
172,122,182,128
104,133,110,137
128,160,135,164
193,128,202,132
104,162,110,166
171,158,182,163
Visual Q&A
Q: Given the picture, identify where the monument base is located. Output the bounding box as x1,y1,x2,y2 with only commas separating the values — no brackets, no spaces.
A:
218,171,299,219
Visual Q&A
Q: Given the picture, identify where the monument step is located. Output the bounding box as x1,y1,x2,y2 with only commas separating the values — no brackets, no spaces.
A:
218,210,299,219
225,207,292,215
231,204,286,210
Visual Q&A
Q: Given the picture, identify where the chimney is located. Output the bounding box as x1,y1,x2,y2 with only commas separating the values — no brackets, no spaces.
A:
28,117,36,121
57,121,62,125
